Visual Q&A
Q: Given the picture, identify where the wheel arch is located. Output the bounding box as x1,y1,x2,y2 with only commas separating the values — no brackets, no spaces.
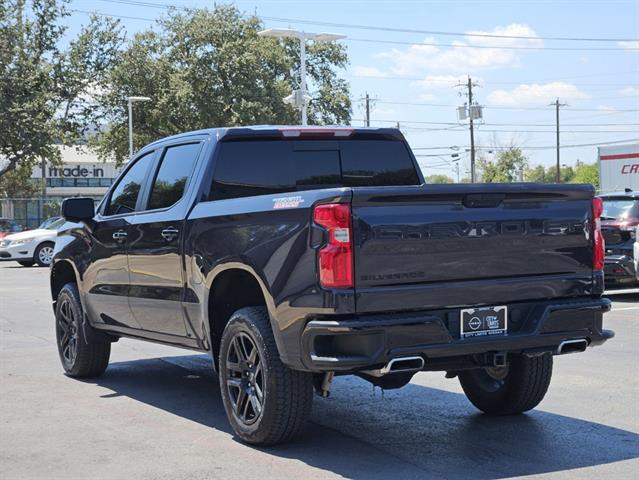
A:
50,260,79,310
205,263,278,366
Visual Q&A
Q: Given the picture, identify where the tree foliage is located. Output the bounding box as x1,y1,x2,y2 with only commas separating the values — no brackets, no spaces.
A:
478,147,528,183
572,163,599,189
425,174,454,184
524,164,575,183
0,0,124,177
94,5,352,165
0,165,42,197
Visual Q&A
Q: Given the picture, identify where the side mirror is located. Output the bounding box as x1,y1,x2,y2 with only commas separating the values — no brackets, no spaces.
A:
61,197,95,222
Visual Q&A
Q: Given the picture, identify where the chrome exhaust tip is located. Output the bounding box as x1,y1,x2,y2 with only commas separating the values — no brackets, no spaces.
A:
557,339,588,355
380,356,425,375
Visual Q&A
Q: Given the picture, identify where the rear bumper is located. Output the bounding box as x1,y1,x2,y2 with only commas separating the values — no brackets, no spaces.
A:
299,297,612,372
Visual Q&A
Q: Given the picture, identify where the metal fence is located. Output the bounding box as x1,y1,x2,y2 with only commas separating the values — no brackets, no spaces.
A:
1,198,65,229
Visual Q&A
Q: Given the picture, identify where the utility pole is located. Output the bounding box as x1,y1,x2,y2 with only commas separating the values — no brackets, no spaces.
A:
365,93,370,127
457,77,481,182
550,98,567,182
468,78,475,182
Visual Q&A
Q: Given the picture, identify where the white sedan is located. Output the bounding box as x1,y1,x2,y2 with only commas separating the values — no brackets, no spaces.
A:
0,217,65,267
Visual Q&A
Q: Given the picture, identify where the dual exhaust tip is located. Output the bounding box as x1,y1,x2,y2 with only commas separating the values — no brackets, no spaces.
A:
365,340,585,378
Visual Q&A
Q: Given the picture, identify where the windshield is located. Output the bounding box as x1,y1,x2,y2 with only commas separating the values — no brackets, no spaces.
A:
45,218,66,230
601,198,639,221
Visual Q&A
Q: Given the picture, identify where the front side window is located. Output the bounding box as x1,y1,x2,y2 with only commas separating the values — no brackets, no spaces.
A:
106,152,155,216
147,143,201,210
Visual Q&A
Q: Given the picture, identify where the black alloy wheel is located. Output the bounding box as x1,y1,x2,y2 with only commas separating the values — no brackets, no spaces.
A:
56,295,79,368
225,332,265,425
55,283,111,377
218,307,313,445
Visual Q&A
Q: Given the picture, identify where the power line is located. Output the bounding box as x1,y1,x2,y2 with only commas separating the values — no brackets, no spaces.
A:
374,101,639,112
93,0,639,43
352,117,639,126
411,138,639,151
347,37,637,51
73,7,639,52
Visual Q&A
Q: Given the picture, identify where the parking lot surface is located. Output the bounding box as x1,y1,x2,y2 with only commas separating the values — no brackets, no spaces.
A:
1,263,638,479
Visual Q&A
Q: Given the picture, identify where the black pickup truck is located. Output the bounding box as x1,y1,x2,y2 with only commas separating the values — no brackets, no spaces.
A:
51,126,612,445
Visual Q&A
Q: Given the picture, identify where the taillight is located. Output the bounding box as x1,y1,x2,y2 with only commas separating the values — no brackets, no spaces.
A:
592,197,605,271
313,203,353,288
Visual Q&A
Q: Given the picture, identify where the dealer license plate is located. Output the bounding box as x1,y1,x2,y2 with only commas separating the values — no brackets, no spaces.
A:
460,306,507,338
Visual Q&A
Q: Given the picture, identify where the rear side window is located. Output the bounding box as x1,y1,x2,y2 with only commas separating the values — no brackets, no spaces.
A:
340,140,420,187
210,139,418,200
148,143,201,210
210,142,341,200
106,151,155,216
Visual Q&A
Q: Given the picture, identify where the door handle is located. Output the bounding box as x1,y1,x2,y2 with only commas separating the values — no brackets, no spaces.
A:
161,227,179,241
112,230,127,242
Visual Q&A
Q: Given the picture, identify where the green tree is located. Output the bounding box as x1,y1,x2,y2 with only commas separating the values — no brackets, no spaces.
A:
525,164,577,183
0,165,42,197
571,163,600,189
524,164,548,183
94,5,352,165
479,147,528,183
0,0,123,178
425,174,454,184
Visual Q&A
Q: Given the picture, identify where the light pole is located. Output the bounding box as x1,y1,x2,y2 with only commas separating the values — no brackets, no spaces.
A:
126,96,151,158
257,29,346,125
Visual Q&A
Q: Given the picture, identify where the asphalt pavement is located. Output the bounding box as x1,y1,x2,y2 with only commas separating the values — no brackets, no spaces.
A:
1,262,638,479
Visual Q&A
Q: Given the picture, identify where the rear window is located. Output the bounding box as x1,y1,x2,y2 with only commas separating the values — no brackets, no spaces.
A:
210,139,419,200
601,198,639,221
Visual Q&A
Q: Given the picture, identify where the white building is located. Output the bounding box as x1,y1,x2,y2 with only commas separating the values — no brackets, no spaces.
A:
1,146,121,228
30,146,120,199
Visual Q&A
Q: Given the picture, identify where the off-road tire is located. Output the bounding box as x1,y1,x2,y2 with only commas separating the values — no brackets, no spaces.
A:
458,353,553,415
219,307,313,445
34,241,55,267
55,282,110,378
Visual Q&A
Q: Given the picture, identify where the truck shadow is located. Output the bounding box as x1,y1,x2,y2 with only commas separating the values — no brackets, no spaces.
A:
87,354,639,480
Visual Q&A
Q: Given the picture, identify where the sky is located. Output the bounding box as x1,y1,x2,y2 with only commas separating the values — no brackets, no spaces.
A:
66,0,639,179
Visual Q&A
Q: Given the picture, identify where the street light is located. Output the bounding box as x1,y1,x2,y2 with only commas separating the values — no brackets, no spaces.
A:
125,96,151,159
257,28,346,125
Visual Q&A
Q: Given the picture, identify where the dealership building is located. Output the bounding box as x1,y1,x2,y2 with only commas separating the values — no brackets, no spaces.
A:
30,145,120,198
1,146,121,228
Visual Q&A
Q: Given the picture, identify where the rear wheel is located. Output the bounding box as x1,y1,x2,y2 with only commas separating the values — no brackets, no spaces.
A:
18,261,34,267
219,307,313,445
55,283,110,377
458,353,553,415
34,242,55,267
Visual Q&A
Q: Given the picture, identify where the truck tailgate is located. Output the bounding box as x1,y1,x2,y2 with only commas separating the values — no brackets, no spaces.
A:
351,183,596,312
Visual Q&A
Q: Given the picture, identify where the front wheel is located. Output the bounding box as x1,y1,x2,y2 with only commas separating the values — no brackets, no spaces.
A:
219,307,313,445
458,353,553,415
34,242,55,267
55,283,110,377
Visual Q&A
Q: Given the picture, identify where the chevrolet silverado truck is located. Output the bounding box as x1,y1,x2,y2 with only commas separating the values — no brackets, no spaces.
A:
51,126,613,445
